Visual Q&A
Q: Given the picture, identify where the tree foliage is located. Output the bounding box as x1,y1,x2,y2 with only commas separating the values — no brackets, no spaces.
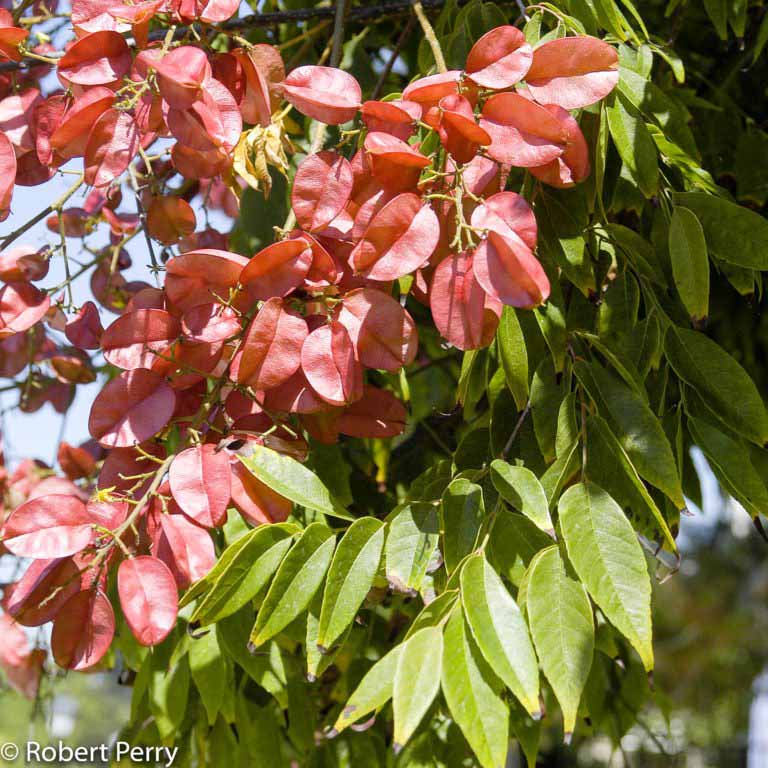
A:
0,0,767,765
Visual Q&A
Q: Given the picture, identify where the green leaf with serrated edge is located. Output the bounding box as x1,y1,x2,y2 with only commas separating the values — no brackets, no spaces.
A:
189,629,228,726
526,546,594,737
490,461,553,535
672,191,768,269
688,416,768,521
587,361,684,508
461,553,540,716
441,608,509,768
250,523,336,648
498,306,529,411
540,440,580,508
440,478,484,574
385,502,440,594
669,206,709,321
317,518,384,650
405,590,459,639
664,325,768,445
393,627,443,751
190,524,297,626
606,91,658,197
586,415,677,551
238,445,352,520
558,483,654,671
217,612,287,705
332,646,403,734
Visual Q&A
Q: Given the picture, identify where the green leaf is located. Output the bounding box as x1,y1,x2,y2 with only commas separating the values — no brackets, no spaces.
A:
579,331,647,402
441,609,510,768
405,590,459,638
218,612,287,704
586,361,685,508
703,0,728,38
664,325,768,445
393,627,443,751
489,511,553,588
605,223,667,288
148,644,190,741
606,91,658,197
539,439,580,508
461,553,540,716
534,262,568,373
585,415,677,551
190,524,297,626
440,478,485,574
498,307,529,411
490,461,554,535
509,699,541,768
556,392,579,458
598,272,639,338
688,416,768,522
316,518,384,650
530,358,565,463
333,646,403,734
558,482,654,671
526,546,594,737
669,207,709,321
538,188,595,296
236,698,285,766
385,502,440,594
238,445,352,520
306,591,353,682
189,629,229,726
673,191,768,270
250,523,336,648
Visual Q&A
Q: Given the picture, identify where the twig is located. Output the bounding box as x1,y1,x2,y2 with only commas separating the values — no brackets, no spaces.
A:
129,166,160,279
501,402,531,459
330,0,350,68
282,0,349,233
372,15,416,99
411,0,447,73
0,0,471,73
0,172,83,251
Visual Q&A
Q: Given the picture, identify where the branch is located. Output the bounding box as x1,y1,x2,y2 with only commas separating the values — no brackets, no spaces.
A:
372,14,416,99
0,172,83,251
0,0,469,73
411,0,447,73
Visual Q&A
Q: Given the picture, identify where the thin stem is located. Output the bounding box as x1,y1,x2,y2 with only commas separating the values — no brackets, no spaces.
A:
282,0,349,233
372,15,416,99
411,0,447,73
501,402,531,459
330,0,350,68
0,173,84,251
